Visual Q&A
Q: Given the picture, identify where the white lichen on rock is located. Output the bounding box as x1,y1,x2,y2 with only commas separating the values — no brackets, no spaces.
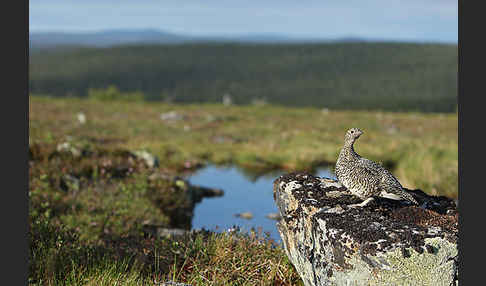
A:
273,172,458,286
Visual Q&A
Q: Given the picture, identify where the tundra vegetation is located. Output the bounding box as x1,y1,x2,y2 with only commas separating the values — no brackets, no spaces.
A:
29,95,457,285
28,39,457,286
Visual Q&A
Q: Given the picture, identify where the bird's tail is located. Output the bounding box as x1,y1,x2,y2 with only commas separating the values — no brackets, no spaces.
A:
401,190,419,205
379,188,419,205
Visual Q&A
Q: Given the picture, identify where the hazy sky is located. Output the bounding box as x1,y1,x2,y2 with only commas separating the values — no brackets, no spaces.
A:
29,0,458,43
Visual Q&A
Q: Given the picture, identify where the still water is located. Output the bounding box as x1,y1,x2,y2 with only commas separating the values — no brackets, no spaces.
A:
188,165,335,242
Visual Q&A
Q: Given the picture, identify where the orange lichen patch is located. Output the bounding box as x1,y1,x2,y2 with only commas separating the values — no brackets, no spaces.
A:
391,207,458,233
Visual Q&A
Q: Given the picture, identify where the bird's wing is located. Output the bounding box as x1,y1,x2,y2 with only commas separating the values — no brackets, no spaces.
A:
357,157,418,204
378,170,418,204
356,157,383,177
380,168,403,189
354,157,383,187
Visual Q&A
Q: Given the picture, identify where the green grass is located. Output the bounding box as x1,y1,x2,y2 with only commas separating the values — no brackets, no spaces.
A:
29,205,302,285
30,96,458,198
29,215,146,285
29,96,457,285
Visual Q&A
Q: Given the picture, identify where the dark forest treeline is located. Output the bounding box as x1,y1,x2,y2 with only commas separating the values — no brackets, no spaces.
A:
29,42,457,112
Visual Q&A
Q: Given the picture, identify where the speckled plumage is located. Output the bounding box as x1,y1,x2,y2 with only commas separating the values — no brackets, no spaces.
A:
335,128,418,206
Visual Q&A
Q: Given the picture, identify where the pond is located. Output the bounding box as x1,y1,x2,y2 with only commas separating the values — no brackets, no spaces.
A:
187,165,336,242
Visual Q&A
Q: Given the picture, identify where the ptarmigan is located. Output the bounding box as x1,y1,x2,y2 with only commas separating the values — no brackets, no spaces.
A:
335,128,418,207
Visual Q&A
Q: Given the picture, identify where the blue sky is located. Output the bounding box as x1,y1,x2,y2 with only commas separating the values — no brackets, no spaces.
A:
29,0,458,43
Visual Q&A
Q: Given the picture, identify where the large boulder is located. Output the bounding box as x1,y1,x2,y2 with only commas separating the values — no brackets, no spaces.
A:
273,172,458,286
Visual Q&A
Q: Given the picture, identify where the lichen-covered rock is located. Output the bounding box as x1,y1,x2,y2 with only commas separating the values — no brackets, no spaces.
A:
273,172,458,286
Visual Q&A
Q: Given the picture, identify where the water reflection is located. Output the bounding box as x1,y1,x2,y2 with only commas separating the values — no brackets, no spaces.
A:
188,165,335,242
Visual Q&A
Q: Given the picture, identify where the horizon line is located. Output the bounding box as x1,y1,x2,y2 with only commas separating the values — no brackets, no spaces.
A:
29,27,458,45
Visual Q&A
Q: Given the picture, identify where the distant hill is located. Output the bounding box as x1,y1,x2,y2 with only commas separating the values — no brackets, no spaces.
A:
29,42,457,113
29,29,370,50
29,29,192,49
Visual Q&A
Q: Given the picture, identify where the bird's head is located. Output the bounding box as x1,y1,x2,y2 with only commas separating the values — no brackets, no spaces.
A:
345,128,363,143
